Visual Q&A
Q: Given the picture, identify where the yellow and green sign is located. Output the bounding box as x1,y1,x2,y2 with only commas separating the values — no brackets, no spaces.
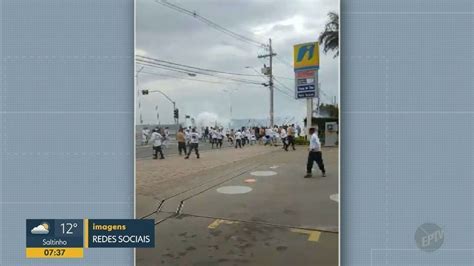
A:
293,42,320,71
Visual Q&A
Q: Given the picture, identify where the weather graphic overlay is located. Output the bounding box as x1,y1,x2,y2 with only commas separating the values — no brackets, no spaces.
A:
26,219,84,258
26,219,155,259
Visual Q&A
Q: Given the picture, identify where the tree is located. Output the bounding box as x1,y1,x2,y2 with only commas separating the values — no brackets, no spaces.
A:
319,103,339,118
319,12,339,58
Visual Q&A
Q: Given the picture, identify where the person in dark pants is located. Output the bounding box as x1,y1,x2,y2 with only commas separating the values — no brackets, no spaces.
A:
149,128,165,159
204,127,209,142
304,127,326,178
234,130,242,148
217,129,224,148
185,128,200,159
287,124,296,150
176,128,187,156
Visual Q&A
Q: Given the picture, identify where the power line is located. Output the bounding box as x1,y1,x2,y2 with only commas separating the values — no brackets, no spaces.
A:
274,56,294,70
246,65,297,101
140,70,264,86
156,0,267,48
136,62,264,86
273,77,296,97
136,59,264,85
137,55,261,77
136,58,262,83
273,75,294,80
274,86,294,98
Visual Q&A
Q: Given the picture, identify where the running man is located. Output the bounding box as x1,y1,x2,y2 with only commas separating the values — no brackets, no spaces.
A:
185,128,200,159
149,128,165,160
234,129,242,148
280,127,288,151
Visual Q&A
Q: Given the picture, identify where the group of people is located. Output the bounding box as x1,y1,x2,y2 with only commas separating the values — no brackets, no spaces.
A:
142,126,200,160
141,123,326,178
141,127,170,148
201,124,302,151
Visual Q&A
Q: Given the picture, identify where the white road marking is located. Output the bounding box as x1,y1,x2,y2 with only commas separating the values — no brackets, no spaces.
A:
250,171,277,177
216,186,253,194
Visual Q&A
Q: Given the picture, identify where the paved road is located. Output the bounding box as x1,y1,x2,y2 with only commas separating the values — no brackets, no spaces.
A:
136,145,338,265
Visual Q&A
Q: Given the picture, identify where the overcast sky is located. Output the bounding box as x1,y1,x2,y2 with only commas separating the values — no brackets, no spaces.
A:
137,0,339,126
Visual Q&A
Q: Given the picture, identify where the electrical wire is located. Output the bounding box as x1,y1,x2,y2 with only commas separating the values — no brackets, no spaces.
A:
136,58,262,83
140,70,263,86
274,56,294,70
136,59,264,85
156,0,267,48
137,55,261,77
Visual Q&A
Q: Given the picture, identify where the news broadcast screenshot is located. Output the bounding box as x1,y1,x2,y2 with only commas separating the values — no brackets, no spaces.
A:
1,0,470,265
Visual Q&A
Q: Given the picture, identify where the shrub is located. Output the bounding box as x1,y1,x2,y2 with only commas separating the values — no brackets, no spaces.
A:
294,136,309,145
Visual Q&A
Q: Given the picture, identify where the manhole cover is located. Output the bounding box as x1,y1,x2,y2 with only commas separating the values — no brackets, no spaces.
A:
216,186,253,194
250,171,277,177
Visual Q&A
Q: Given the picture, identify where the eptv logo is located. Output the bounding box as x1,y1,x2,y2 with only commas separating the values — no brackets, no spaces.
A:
415,223,444,252
293,42,319,71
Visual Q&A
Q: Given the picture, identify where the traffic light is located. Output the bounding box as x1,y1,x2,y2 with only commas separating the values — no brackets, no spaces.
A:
141,89,149,95
174,109,179,119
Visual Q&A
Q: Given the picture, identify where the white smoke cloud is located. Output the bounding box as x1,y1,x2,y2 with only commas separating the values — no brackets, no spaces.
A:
195,112,229,129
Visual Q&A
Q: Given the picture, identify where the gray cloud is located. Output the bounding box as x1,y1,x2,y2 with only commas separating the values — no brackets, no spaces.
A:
137,0,339,125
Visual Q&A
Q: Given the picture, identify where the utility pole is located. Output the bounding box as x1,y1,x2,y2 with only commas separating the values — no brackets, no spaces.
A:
258,38,277,127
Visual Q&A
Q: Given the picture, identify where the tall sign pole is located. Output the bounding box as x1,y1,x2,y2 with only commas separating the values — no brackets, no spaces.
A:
293,42,320,136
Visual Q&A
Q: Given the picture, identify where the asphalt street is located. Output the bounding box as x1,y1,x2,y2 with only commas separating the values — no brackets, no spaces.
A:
136,145,339,265
136,138,240,159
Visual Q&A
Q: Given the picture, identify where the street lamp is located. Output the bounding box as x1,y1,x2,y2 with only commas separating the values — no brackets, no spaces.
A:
141,89,179,127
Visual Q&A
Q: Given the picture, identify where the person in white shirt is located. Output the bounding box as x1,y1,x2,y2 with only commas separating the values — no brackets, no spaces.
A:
234,130,242,148
304,127,326,178
244,128,251,145
264,127,272,146
250,133,257,145
184,129,191,146
185,128,200,159
217,129,224,148
163,127,170,149
211,128,218,149
272,127,280,146
240,127,246,147
149,128,165,159
141,127,149,146
280,127,288,151
225,129,230,142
